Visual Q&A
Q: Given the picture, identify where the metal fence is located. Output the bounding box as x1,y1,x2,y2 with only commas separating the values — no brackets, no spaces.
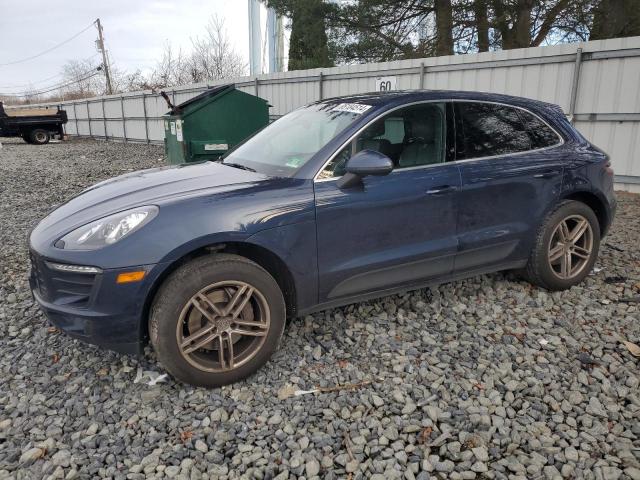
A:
8,35,640,190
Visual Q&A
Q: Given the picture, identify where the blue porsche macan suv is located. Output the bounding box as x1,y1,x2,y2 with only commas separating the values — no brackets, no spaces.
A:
29,90,616,387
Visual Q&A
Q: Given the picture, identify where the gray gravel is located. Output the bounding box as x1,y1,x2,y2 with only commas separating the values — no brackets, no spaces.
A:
1,137,639,480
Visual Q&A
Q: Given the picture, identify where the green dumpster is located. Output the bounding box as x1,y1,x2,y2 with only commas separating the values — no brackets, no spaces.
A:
163,84,270,165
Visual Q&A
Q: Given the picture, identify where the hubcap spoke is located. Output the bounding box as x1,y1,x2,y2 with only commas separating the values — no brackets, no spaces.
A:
225,333,234,369
569,219,589,244
231,327,268,337
561,251,572,277
193,293,223,319
549,243,564,262
572,245,591,259
227,286,255,319
182,329,220,354
558,221,570,242
222,285,248,316
217,335,226,369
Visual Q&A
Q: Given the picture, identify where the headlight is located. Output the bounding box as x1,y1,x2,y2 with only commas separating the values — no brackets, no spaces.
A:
57,206,158,250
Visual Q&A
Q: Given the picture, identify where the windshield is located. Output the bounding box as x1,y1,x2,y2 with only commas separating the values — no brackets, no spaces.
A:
222,103,366,176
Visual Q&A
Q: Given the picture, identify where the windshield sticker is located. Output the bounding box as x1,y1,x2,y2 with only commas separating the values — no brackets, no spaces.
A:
285,157,305,168
330,103,372,114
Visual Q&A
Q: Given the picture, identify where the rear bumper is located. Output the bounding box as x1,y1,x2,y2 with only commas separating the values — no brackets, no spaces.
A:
29,254,167,355
603,194,617,237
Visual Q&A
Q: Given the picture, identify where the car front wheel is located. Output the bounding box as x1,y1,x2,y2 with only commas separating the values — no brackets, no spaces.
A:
524,200,600,290
149,254,286,387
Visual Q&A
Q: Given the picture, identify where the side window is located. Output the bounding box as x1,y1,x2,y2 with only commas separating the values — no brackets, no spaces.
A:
455,102,531,159
518,110,561,149
318,103,447,178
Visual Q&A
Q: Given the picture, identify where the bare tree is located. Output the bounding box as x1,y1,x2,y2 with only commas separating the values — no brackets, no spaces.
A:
145,42,191,89
187,16,247,83
59,59,104,99
146,16,247,89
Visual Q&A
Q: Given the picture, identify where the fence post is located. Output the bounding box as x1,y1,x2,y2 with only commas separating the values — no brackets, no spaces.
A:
420,62,426,89
568,47,583,123
120,95,127,143
142,92,150,144
72,102,78,137
101,98,108,141
318,72,324,100
86,101,92,138
254,77,259,96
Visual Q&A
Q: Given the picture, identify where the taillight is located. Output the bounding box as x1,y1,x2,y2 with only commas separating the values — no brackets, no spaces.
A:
604,160,614,175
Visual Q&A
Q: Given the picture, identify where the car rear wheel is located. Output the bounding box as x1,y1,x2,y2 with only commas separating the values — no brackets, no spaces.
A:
149,254,286,387
29,129,50,145
524,200,600,290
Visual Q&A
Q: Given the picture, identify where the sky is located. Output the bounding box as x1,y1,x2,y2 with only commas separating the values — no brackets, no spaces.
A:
0,0,279,95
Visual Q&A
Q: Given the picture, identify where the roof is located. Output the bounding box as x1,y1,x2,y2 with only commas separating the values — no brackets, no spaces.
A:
316,89,564,115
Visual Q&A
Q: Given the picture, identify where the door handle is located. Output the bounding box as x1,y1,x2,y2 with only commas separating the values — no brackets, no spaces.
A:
426,185,457,195
533,170,559,179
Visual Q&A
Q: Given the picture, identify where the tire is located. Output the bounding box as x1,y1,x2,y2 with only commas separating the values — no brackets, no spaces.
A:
149,254,286,387
524,200,600,290
29,129,50,145
21,133,33,144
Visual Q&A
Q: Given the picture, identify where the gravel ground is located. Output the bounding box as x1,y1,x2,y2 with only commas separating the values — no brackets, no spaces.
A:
0,137,639,480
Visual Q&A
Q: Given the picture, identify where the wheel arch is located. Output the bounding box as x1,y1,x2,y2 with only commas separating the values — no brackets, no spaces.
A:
140,241,298,342
561,190,609,235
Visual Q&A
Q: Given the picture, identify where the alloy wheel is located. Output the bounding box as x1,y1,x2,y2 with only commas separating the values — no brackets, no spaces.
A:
35,132,47,142
547,214,594,280
176,281,270,372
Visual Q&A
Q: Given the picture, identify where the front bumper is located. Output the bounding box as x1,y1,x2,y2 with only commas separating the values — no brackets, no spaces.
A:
29,251,164,355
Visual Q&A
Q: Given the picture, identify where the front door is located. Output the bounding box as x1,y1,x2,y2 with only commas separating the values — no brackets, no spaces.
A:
453,101,566,272
313,102,461,302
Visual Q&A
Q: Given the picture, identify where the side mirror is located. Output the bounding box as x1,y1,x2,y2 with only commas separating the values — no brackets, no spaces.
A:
336,150,394,188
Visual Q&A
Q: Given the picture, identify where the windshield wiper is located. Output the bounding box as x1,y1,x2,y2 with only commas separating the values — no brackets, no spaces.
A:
222,162,256,172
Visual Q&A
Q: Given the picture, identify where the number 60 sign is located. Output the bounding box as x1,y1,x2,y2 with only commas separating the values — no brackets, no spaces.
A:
375,76,397,92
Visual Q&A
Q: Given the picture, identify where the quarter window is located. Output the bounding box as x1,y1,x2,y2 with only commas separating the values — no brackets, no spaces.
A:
455,102,532,159
517,109,561,149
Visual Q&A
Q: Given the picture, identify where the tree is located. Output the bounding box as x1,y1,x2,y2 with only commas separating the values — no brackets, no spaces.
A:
435,0,455,55
265,0,596,64
59,59,105,99
266,0,334,70
590,0,640,40
474,0,490,52
145,16,246,88
187,16,247,82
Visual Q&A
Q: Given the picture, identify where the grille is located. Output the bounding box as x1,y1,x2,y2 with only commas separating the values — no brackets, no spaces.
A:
30,251,97,308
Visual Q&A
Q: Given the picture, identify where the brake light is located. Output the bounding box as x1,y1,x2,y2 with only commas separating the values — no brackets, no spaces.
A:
604,160,614,175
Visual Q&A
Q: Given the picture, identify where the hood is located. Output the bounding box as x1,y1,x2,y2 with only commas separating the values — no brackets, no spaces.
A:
34,161,269,237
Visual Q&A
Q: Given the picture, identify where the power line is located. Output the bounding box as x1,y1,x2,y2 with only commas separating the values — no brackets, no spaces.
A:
0,21,96,67
0,70,102,97
0,54,101,89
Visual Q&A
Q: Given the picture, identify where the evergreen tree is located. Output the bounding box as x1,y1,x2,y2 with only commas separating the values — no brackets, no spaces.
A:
266,0,334,70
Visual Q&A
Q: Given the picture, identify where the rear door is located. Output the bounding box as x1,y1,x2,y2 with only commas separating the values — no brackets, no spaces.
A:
453,101,566,272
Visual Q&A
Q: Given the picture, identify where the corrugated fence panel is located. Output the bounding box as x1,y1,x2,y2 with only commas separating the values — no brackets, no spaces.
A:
7,35,640,188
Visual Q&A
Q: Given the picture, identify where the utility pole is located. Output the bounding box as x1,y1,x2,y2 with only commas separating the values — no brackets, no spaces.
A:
95,18,113,95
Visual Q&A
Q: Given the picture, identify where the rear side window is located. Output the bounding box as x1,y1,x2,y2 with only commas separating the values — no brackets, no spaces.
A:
455,102,532,159
517,109,561,149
